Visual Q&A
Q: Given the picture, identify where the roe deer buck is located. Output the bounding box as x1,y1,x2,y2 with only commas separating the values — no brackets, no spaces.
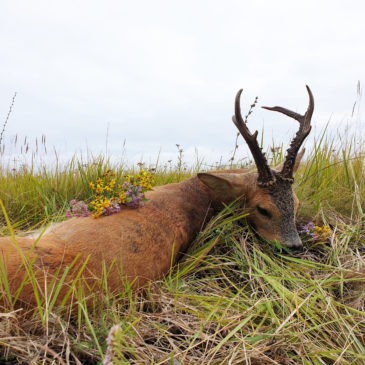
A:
0,86,313,306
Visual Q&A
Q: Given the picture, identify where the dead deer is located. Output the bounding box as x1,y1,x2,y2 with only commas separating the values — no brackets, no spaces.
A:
0,86,313,306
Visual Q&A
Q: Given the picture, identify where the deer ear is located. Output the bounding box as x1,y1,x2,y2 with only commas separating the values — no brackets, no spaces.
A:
274,148,305,174
197,172,245,199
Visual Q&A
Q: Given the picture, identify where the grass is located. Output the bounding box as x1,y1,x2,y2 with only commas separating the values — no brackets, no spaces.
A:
0,128,364,364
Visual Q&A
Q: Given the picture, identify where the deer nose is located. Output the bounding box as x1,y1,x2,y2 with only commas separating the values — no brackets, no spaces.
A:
290,242,303,252
286,237,303,251
282,230,303,250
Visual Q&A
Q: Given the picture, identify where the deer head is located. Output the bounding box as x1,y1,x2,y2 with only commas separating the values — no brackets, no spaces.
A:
198,86,314,249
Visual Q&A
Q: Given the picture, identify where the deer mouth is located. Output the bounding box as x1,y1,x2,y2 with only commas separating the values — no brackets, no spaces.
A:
283,239,303,250
280,229,303,250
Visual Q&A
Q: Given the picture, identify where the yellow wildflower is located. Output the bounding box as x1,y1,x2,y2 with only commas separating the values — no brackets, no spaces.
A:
118,191,126,204
96,184,104,194
314,224,331,240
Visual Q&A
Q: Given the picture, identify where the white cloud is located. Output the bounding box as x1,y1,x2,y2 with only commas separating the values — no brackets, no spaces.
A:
0,0,364,166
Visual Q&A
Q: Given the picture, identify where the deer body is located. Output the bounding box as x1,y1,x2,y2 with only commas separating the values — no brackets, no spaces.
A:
0,177,216,304
0,86,314,306
0,170,301,306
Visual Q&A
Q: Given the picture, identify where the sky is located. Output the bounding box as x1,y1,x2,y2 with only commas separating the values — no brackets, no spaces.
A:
0,0,364,167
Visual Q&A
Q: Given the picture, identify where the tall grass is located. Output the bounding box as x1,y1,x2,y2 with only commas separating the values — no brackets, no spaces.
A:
0,153,195,233
0,128,364,364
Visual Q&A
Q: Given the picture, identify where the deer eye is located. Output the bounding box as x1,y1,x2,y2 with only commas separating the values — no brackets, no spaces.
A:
256,206,271,218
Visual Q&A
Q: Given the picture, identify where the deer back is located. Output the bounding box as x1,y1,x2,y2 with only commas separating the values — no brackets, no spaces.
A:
0,177,216,306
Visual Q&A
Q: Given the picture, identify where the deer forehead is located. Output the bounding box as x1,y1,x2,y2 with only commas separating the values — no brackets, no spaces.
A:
269,182,297,218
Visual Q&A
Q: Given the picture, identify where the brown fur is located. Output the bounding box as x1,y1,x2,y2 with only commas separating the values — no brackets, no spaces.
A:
0,161,303,306
0,177,212,306
1,86,314,307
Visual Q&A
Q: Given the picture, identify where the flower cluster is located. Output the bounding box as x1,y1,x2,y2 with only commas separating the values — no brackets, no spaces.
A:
314,224,332,240
119,170,154,208
88,169,154,218
66,169,154,219
66,199,91,218
299,222,332,241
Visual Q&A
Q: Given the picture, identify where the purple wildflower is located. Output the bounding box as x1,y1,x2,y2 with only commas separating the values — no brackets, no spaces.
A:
111,202,121,213
82,204,90,216
299,222,315,235
299,222,318,239
66,200,91,218
126,194,139,208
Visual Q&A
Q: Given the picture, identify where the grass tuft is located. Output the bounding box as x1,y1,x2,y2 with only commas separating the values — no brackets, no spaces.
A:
0,128,364,363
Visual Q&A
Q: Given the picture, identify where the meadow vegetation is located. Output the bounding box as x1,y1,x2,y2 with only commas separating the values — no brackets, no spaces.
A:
0,128,364,364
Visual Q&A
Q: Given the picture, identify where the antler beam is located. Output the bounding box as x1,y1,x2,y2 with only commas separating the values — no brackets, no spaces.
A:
232,89,275,187
262,85,314,181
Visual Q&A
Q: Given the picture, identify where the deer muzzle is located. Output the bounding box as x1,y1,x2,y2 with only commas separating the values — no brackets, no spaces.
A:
282,231,303,250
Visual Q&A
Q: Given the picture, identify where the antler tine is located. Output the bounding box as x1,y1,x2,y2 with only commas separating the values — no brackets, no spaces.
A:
262,85,314,181
232,89,275,187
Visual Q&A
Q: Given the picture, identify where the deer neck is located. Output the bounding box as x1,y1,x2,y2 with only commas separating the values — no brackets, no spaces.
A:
146,176,215,246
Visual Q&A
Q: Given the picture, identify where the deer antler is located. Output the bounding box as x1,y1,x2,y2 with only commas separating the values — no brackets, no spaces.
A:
262,85,314,182
232,89,276,187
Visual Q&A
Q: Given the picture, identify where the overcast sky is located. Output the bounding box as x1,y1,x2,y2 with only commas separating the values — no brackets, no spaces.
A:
0,0,364,167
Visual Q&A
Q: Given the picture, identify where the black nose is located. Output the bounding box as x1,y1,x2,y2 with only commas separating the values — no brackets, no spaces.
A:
291,245,303,252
